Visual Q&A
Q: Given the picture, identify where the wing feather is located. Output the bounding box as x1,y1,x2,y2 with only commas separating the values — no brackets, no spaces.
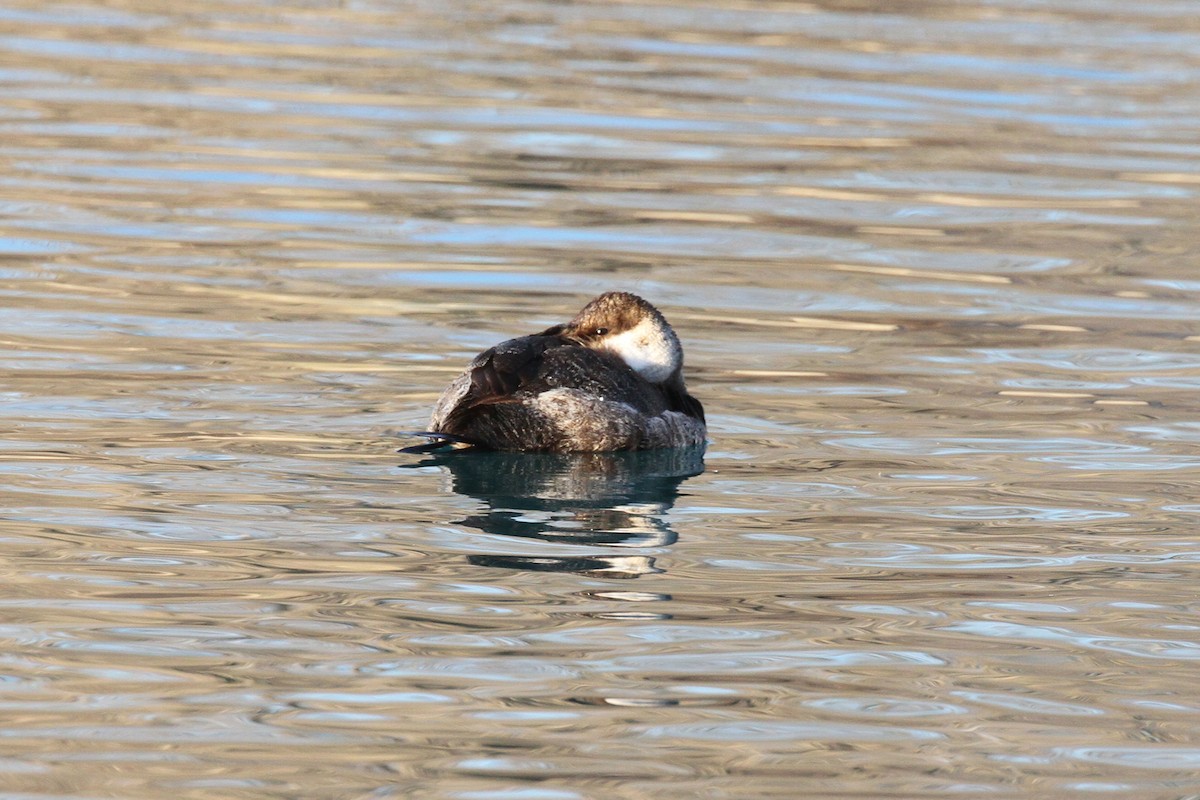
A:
439,335,574,431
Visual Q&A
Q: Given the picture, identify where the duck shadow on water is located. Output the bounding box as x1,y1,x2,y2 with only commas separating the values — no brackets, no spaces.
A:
401,446,705,578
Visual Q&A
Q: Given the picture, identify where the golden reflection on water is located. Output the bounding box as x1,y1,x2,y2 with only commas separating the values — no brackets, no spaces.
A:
2,0,1200,797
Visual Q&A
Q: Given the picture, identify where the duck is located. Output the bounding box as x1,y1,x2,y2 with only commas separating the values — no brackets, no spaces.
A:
400,292,705,453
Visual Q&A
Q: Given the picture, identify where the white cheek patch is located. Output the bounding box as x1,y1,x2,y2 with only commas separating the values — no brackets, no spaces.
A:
603,318,676,382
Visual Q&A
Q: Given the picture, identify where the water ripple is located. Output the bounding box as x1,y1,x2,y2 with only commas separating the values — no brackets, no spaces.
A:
2,0,1200,795
640,720,943,742
604,650,946,673
944,621,1200,661
1059,747,1200,770
825,437,1146,456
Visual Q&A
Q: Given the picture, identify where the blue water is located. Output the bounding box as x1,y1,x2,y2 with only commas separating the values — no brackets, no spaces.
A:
2,0,1200,798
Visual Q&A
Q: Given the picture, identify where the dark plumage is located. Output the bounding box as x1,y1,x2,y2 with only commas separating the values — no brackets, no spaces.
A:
401,292,706,453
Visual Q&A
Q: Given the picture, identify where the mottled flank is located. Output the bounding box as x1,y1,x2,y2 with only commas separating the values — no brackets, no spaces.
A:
422,292,706,452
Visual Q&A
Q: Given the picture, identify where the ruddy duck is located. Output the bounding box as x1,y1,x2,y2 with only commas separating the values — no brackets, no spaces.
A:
401,292,706,453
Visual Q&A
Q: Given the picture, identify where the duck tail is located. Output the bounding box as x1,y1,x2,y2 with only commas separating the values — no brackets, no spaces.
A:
395,431,482,454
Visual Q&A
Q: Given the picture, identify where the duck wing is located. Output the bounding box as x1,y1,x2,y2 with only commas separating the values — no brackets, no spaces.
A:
436,334,577,431
468,334,569,399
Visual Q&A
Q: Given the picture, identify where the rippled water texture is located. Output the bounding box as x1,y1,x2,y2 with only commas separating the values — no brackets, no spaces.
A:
3,1,1200,797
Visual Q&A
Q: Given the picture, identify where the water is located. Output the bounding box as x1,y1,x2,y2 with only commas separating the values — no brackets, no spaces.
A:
3,0,1200,797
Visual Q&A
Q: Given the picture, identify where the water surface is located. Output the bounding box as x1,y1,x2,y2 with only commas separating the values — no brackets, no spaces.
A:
3,1,1200,798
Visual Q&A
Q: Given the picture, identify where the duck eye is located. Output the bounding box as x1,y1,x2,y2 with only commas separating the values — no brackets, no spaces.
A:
593,327,609,336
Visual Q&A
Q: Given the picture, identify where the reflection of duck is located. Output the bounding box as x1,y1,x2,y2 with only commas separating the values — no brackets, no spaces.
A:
407,447,705,578
402,292,705,453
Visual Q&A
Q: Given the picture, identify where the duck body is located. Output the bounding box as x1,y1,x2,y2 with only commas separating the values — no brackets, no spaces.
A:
413,292,706,453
